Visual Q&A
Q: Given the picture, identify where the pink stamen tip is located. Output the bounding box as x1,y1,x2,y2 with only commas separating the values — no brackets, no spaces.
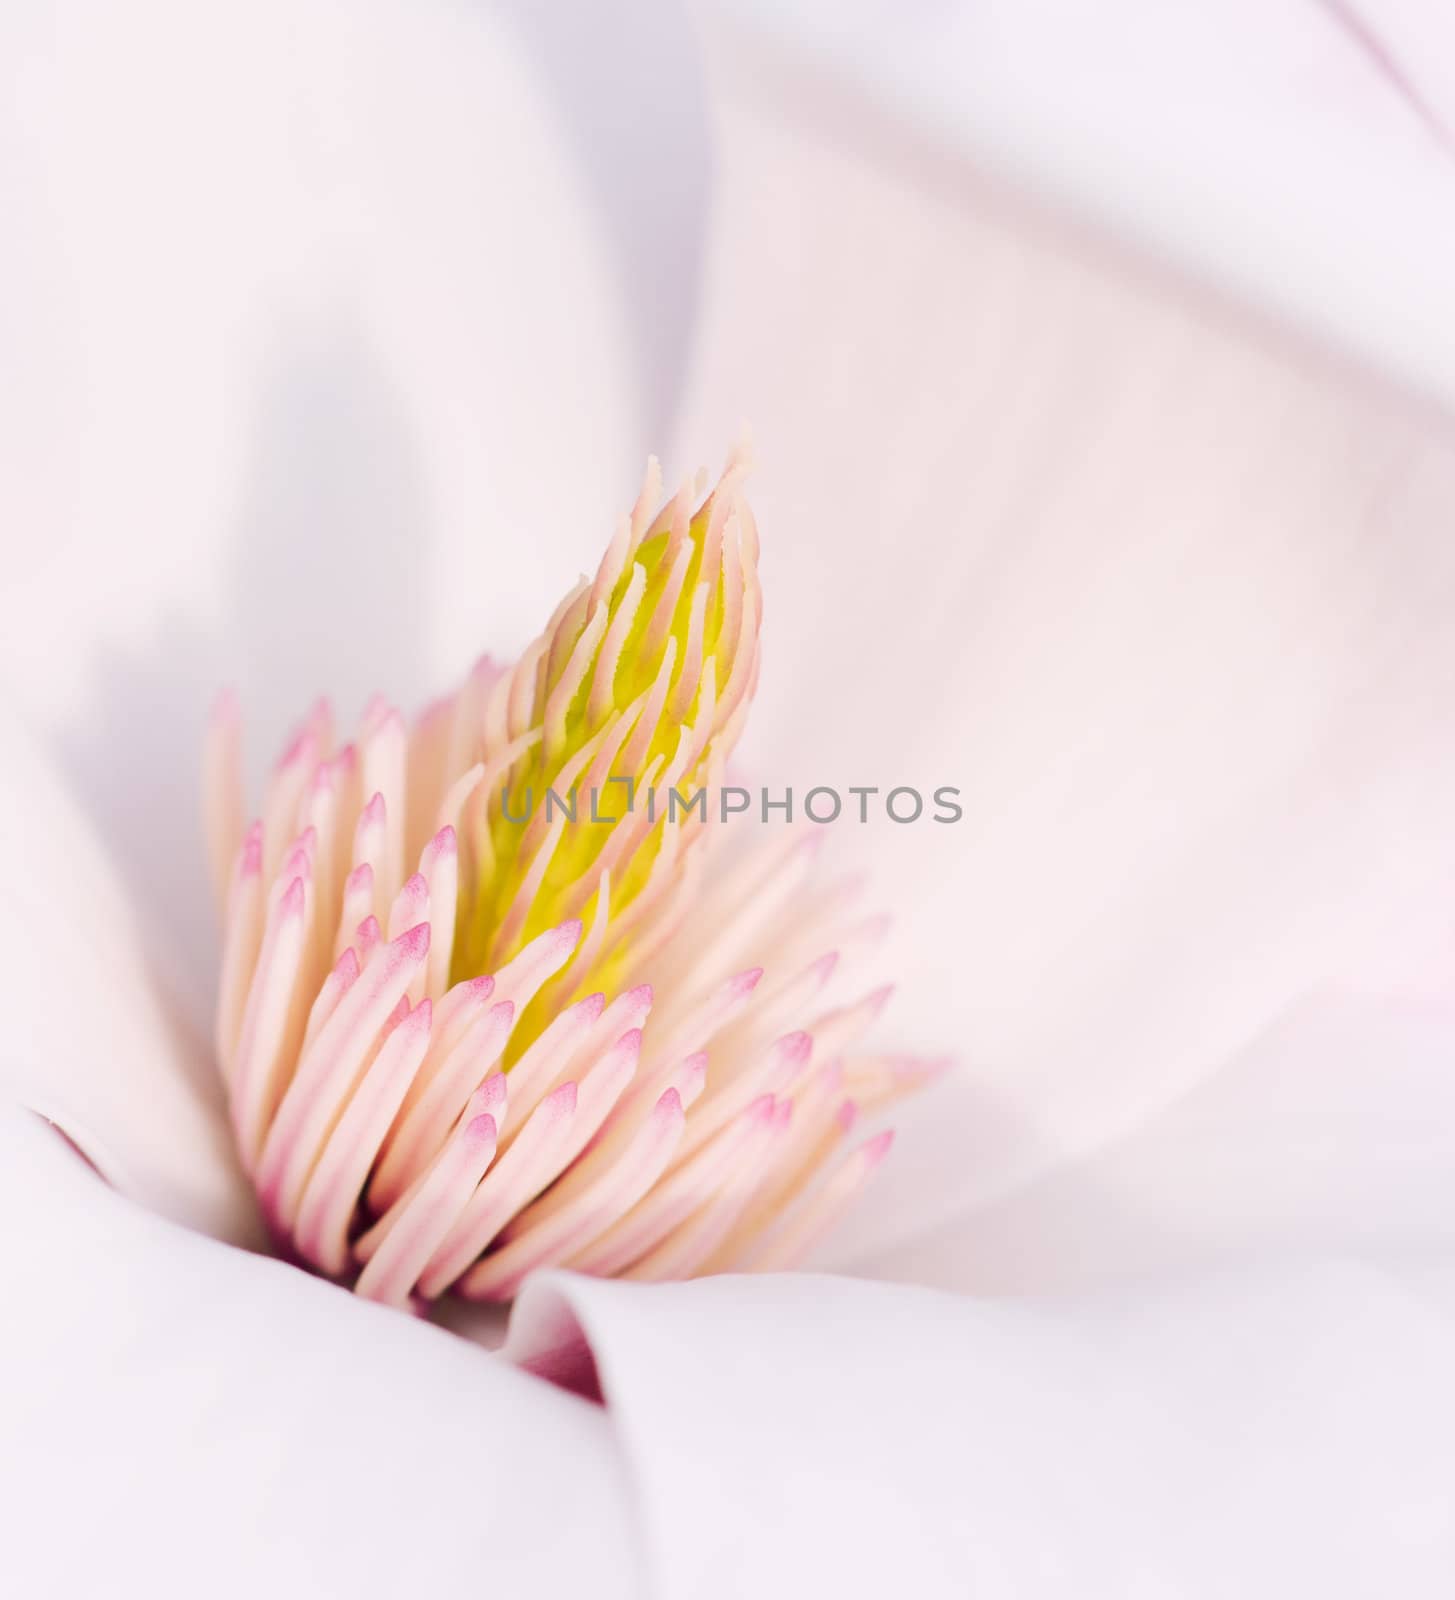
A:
356,915,381,945
461,975,495,1003
275,729,311,771
772,1100,794,1130
867,984,895,1017
426,825,457,860
627,983,653,1006
277,852,313,888
361,791,386,824
655,1087,684,1118
861,1129,895,1165
581,992,607,1019
345,863,373,894
745,1094,776,1125
331,947,360,983
394,922,432,959
553,919,585,949
732,967,765,995
400,872,428,899
477,1071,507,1111
464,1113,497,1148
279,876,307,916
488,1000,516,1027
545,1082,579,1117
813,952,840,981
778,1031,813,1064
240,825,264,875
331,743,358,776
836,1099,860,1133
381,994,413,1036
404,998,432,1033
615,1028,644,1055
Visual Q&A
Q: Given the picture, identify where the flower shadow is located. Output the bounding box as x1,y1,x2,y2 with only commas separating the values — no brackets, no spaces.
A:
55,320,432,1024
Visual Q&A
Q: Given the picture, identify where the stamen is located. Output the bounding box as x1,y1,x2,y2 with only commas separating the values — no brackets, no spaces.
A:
355,1099,501,1308
203,450,931,1302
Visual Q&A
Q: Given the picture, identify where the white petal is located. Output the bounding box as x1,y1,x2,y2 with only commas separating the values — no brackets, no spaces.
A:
510,1265,1455,1597
846,959,1455,1289
0,0,699,1016
0,1108,643,1599
0,702,258,1240
708,0,1455,408
674,43,1455,1246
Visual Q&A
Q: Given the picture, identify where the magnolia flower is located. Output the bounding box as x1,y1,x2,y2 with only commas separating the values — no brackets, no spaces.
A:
202,453,926,1306
7,4,1455,1598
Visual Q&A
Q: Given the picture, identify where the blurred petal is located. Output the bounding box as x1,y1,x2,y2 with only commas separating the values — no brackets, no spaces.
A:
510,1265,1455,1597
0,702,256,1240
708,0,1455,408
674,40,1455,1253
0,0,701,1016
0,1108,643,1599
848,956,1455,1291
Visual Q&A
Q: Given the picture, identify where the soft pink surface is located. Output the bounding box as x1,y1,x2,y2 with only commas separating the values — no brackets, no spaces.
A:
6,4,1455,1596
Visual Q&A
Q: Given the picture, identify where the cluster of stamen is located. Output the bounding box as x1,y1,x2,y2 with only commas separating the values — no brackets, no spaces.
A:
203,452,940,1308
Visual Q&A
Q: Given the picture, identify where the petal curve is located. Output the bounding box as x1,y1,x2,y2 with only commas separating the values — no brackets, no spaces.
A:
0,1108,644,1599
510,1265,1455,1597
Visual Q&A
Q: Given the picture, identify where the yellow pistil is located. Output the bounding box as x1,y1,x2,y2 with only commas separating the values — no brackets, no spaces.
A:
453,452,761,1050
